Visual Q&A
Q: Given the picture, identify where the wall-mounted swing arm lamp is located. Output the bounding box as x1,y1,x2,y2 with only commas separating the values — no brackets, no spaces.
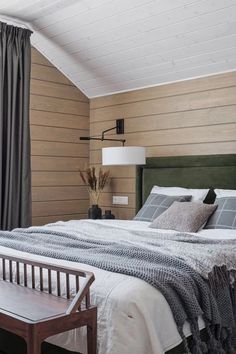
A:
80,118,146,166
80,119,126,146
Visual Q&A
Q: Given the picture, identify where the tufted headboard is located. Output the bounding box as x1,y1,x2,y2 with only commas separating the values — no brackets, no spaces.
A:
136,154,236,212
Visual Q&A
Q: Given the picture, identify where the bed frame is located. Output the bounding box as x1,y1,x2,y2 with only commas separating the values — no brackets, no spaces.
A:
136,154,236,211
136,153,236,353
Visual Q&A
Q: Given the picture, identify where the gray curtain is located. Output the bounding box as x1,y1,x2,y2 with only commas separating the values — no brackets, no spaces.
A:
0,22,32,230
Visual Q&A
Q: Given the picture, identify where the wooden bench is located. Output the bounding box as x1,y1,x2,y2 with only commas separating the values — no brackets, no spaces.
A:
0,253,97,354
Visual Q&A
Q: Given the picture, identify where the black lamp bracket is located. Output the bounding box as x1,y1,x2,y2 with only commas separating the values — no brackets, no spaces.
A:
80,119,126,146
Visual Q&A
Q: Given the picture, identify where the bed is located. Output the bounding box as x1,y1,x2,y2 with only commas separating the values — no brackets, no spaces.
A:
0,154,235,354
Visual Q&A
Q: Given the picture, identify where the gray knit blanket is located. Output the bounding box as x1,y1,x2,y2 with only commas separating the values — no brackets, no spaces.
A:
0,220,236,354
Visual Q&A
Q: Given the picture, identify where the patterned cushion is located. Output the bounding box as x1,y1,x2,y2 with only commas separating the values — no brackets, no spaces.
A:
134,193,192,222
149,201,217,233
205,197,236,229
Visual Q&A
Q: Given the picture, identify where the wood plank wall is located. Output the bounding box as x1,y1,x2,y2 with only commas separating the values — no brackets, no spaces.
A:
90,72,236,219
30,48,89,225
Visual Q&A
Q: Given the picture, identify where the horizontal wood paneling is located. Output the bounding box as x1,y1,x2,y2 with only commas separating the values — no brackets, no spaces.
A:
31,47,53,67
91,73,236,108
30,48,89,225
99,193,135,210
90,105,236,134
31,156,88,172
90,123,236,150
103,178,136,194
30,110,89,130
30,94,89,116
107,166,136,179
32,214,87,226
32,200,88,217
90,141,236,165
31,79,88,102
31,141,89,157
90,86,236,122
32,186,88,201
31,63,72,85
32,172,85,186
90,72,236,219
145,142,236,157
31,125,88,143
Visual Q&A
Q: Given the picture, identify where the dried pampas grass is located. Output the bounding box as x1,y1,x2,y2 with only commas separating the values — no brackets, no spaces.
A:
79,167,110,204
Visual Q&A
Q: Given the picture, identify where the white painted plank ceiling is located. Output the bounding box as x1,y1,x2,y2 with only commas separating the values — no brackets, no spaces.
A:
0,0,236,97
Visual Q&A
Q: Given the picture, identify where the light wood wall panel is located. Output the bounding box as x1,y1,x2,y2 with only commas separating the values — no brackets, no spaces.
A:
32,141,89,158
31,47,89,226
90,72,236,219
32,214,87,226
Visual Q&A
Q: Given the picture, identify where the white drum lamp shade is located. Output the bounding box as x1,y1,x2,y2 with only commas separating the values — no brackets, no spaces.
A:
102,147,146,166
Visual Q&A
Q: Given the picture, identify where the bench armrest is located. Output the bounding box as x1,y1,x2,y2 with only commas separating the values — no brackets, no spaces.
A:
0,253,95,314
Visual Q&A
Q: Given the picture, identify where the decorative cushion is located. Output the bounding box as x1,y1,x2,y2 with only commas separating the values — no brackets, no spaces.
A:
151,185,209,202
149,201,218,233
205,197,236,230
134,194,191,222
214,189,236,198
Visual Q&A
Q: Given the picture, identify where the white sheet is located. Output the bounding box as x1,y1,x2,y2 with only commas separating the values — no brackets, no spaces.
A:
197,228,236,239
1,220,235,354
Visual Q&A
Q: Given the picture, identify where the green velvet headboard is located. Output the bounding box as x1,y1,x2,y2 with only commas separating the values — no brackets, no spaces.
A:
136,154,236,212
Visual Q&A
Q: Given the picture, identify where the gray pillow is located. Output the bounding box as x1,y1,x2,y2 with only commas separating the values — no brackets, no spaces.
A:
149,201,218,233
205,197,236,229
134,194,192,222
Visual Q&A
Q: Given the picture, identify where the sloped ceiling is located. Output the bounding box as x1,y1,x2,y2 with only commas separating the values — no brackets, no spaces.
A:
0,0,236,98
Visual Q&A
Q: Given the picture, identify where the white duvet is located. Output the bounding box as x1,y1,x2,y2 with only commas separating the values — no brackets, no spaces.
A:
1,220,235,354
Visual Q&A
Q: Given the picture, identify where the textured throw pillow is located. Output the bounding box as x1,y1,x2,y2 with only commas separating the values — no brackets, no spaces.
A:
205,197,236,229
149,201,218,233
134,194,192,222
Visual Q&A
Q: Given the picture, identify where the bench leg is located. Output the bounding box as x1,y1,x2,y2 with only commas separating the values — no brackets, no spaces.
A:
26,336,41,354
87,309,97,354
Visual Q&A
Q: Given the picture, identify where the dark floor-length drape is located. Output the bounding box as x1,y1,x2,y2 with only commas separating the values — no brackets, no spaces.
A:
0,22,32,230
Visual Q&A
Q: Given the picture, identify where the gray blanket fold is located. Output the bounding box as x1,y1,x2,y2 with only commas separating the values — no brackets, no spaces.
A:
0,220,235,354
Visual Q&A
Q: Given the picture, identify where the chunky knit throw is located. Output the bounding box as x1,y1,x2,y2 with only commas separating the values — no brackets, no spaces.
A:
0,220,235,354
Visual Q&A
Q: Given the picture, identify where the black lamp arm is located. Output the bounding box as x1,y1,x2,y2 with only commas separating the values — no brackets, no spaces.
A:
101,126,117,140
101,118,124,138
80,119,125,146
80,136,125,144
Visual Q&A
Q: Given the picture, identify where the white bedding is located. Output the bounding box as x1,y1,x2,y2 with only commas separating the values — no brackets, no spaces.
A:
1,220,235,354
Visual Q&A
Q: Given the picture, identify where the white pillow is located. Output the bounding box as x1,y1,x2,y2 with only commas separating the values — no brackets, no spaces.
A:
151,185,209,202
214,189,236,198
